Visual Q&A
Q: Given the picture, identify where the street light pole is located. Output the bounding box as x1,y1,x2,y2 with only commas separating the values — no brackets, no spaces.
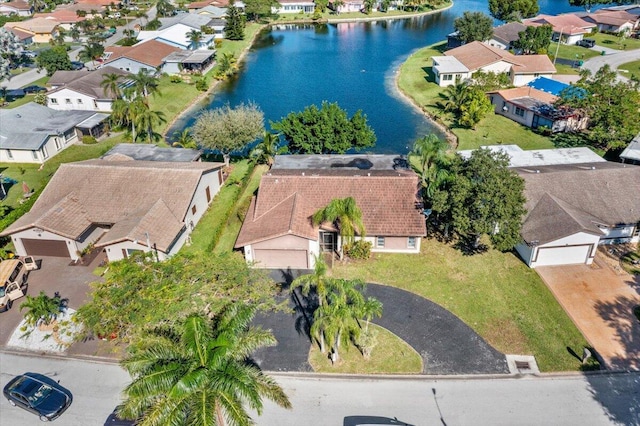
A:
553,27,564,66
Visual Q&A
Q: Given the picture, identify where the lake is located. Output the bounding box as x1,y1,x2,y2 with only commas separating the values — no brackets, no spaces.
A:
170,0,616,153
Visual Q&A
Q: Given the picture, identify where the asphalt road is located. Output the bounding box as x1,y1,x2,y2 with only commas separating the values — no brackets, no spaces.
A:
2,352,639,426
582,47,640,81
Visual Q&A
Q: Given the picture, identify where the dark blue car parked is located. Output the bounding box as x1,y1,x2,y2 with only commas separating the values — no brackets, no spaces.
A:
3,372,73,422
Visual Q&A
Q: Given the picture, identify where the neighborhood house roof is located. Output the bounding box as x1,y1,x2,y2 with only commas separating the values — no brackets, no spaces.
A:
163,49,215,64
432,56,469,73
492,22,527,46
34,10,86,23
1,160,224,251
583,10,638,27
1,0,31,11
6,27,33,41
0,103,100,150
137,23,214,49
523,14,596,35
102,143,201,162
458,145,606,168
47,67,131,100
515,162,640,244
160,13,214,29
444,41,555,74
236,155,426,247
104,40,181,68
492,86,558,104
4,17,59,34
620,133,640,163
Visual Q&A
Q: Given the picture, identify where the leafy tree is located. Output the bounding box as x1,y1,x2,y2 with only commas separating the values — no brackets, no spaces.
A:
435,149,526,251
459,88,494,129
556,65,640,151
144,18,162,31
469,70,511,92
118,304,291,425
192,102,264,166
409,134,451,201
214,52,238,80
20,291,61,328
312,197,365,259
437,79,471,115
224,4,246,40
130,68,159,98
36,46,72,75
271,101,376,154
489,0,539,22
250,132,287,165
363,0,375,14
244,0,279,21
453,11,493,44
155,0,175,17
513,25,553,54
75,251,280,343
332,0,345,13
0,28,21,80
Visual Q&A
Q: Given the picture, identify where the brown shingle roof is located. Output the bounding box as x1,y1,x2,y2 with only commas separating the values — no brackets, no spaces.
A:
47,66,131,100
492,22,527,46
444,41,555,74
236,172,426,247
104,40,181,68
584,10,638,26
2,160,224,250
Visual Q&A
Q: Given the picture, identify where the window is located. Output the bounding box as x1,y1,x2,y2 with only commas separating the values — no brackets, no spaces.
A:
191,205,197,215
50,98,58,104
205,186,211,202
515,107,525,117
93,100,98,108
42,146,48,159
32,150,38,160
407,237,416,249
6,150,13,159
376,236,385,248
77,99,83,104
65,98,72,104
54,138,62,150
442,74,453,81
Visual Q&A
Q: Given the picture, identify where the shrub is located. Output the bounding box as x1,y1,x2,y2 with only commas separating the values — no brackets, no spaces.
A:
195,78,209,91
82,135,97,144
344,240,372,260
170,75,182,83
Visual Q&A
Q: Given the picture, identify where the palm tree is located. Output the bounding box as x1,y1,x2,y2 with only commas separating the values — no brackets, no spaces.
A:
131,69,159,98
214,53,237,80
312,197,365,259
20,291,62,328
187,29,204,49
135,107,166,143
100,73,124,100
172,128,197,149
437,80,470,116
291,255,331,307
410,133,451,200
250,132,286,166
118,304,291,425
78,42,104,69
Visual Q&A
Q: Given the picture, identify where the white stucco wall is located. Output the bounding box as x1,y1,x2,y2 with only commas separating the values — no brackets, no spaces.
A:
104,240,169,262
512,72,554,87
520,232,601,268
103,57,155,74
0,131,77,164
11,228,77,259
47,88,113,112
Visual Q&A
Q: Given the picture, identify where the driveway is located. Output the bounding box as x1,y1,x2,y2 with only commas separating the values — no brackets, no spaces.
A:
536,259,640,371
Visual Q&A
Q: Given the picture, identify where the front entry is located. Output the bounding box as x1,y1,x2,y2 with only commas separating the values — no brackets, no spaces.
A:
319,232,337,253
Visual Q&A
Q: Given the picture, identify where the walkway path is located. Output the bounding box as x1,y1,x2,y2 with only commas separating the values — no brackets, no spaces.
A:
581,47,640,81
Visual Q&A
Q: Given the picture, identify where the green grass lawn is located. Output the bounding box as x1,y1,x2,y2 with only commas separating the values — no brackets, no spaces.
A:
308,324,423,374
331,238,590,372
397,42,555,151
591,32,640,51
619,59,640,80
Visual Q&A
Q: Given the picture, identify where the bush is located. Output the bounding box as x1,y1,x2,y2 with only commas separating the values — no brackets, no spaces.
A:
344,240,372,260
195,78,209,91
82,135,97,144
170,75,182,83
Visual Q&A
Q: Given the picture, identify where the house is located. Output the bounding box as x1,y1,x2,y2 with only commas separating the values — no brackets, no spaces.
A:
620,132,640,165
33,10,87,30
526,75,586,97
488,85,587,133
457,145,606,168
162,49,216,74
0,103,109,164
432,41,556,87
46,67,132,112
102,143,202,162
235,155,427,269
488,22,527,50
160,13,225,39
272,0,315,14
601,4,640,16
137,23,215,50
0,159,225,262
329,0,363,13
0,0,33,17
5,26,34,45
514,162,640,267
102,40,182,74
579,10,639,34
196,5,227,18
4,17,59,43
522,14,596,45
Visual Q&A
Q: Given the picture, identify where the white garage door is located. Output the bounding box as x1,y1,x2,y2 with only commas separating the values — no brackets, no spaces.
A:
253,249,308,269
535,245,591,266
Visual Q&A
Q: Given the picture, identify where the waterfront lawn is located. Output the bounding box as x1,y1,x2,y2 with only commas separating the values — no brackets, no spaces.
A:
591,32,640,51
619,59,640,80
331,238,590,372
397,43,554,150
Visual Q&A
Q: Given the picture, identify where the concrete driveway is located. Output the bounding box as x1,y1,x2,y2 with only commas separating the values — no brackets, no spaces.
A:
536,259,640,371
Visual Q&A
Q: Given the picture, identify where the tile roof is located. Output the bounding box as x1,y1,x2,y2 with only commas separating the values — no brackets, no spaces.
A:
104,40,181,68
1,0,31,11
523,14,596,35
4,17,59,34
584,10,638,26
515,162,640,244
236,167,426,247
47,66,131,100
1,160,224,251
444,41,555,74
491,86,558,104
6,27,33,41
34,10,87,23
492,22,527,45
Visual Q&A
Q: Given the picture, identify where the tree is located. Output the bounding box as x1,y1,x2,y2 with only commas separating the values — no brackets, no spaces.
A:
20,291,62,328
78,42,104,69
271,101,376,154
250,131,287,165
489,0,539,22
0,28,21,80
172,128,197,149
135,106,166,143
192,102,264,166
130,68,159,98
224,4,246,40
458,88,494,130
567,0,634,12
118,304,291,425
244,0,279,21
437,149,526,251
453,11,493,44
513,25,553,54
409,134,451,201
100,72,124,100
363,0,375,14
214,52,238,80
187,29,204,49
556,65,640,151
36,46,72,75
437,79,471,116
312,197,365,259
155,0,175,17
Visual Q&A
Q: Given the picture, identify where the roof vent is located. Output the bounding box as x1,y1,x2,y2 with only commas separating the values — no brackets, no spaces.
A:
591,166,596,170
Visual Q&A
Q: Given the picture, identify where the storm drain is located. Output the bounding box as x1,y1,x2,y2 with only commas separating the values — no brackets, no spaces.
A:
506,355,540,375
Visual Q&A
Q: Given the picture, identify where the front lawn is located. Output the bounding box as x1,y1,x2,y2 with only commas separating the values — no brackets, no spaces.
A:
619,59,640,80
397,43,555,150
590,32,640,51
331,238,590,372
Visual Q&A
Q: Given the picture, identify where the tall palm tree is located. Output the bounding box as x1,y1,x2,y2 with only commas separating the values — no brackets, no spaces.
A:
249,132,286,166
135,107,166,143
118,304,291,425
100,73,124,100
410,133,451,200
78,42,104,69
131,69,159,98
187,29,204,49
172,128,197,149
312,197,365,259
291,255,331,307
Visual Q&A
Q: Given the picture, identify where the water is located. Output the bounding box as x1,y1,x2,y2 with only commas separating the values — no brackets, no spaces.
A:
170,0,617,153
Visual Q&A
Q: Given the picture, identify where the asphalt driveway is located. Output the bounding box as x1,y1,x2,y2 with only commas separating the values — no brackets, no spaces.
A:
536,259,640,371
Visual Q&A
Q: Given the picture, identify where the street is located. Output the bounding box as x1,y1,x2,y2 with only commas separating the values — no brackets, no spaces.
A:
1,351,639,425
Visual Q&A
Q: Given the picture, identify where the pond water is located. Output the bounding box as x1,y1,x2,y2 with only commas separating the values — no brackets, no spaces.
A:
169,0,616,153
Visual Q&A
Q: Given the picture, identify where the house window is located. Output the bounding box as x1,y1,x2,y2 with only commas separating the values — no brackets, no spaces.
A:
54,138,62,150
32,150,38,160
442,74,453,81
50,98,58,104
407,236,416,249
65,98,72,104
376,236,385,248
205,186,211,202
515,107,525,117
6,150,13,159
191,205,197,215
320,232,336,252
42,146,48,159
93,100,98,108
77,99,83,104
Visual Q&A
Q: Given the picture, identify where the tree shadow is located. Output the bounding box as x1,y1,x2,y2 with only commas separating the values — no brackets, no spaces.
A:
583,371,640,425
343,416,414,426
291,288,315,340
592,295,640,371
454,239,488,256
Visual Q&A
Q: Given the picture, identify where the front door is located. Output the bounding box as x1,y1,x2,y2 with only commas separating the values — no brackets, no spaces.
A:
319,232,337,252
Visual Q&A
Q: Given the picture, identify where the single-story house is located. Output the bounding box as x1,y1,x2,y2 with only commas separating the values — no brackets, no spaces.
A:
102,143,201,162
620,132,640,165
102,40,181,74
487,22,528,51
160,13,226,38
5,26,34,45
458,145,606,168
137,23,215,50
0,103,109,164
235,155,427,269
329,0,364,13
46,66,132,112
33,10,86,30
514,161,640,267
273,0,315,13
196,5,227,18
0,159,225,262
162,49,216,74
579,10,639,34
432,41,556,87
488,85,587,133
0,0,33,16
601,5,640,16
4,17,59,43
523,14,596,45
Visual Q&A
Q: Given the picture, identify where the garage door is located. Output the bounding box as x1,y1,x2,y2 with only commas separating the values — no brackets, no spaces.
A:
535,245,591,266
253,249,308,269
20,239,70,258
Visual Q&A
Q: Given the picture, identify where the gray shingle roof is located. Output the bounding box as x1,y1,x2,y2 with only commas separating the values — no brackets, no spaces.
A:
492,22,527,46
47,67,132,100
620,133,640,162
102,143,201,162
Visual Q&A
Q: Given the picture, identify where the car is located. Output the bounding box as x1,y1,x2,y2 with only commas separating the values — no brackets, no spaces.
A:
22,85,47,94
576,39,596,48
3,372,73,422
0,258,37,311
71,61,85,70
21,50,38,58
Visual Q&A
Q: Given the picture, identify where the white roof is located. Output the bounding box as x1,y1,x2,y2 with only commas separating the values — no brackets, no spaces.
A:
432,56,469,74
620,134,640,162
458,145,606,168
137,23,214,49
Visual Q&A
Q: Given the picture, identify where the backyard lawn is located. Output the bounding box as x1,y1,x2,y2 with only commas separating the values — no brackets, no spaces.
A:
619,59,640,80
331,238,590,372
397,43,555,150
